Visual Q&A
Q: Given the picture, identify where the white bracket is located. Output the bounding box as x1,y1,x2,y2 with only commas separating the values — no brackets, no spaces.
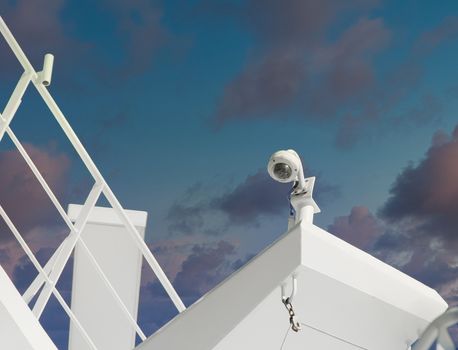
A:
36,54,54,86
289,176,320,225
281,275,298,304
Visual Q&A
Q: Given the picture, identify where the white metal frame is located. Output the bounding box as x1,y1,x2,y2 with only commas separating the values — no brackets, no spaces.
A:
412,307,458,350
0,16,185,349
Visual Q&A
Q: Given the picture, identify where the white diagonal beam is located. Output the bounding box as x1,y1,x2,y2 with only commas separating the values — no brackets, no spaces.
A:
0,72,32,141
32,182,103,318
103,186,187,311
0,119,96,313
35,84,187,311
3,121,78,232
22,243,63,304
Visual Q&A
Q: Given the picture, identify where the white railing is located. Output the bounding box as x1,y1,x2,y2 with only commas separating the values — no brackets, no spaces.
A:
0,16,185,349
412,307,458,350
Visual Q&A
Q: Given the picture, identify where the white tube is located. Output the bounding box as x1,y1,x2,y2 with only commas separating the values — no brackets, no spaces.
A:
296,205,315,224
41,54,54,86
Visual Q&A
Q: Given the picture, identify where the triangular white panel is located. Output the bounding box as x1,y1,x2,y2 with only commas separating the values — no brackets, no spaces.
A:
0,265,57,350
136,222,447,350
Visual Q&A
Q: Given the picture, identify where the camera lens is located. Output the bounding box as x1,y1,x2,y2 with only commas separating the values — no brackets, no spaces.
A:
273,163,292,180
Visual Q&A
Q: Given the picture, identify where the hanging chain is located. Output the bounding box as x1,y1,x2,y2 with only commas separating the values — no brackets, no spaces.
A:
282,297,301,332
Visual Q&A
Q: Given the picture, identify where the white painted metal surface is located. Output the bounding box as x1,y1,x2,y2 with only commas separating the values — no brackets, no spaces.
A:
67,205,147,350
0,265,57,350
137,221,448,350
0,16,184,314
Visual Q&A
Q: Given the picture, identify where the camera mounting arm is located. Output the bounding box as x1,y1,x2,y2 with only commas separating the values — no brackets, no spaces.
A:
289,176,320,225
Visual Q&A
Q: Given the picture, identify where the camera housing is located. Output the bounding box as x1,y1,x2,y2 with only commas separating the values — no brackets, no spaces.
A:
267,149,304,187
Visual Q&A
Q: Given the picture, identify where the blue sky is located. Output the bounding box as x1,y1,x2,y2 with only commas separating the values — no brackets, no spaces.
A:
1,0,458,348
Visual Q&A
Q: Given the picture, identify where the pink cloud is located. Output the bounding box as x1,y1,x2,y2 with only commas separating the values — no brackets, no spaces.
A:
96,0,170,78
215,51,306,123
0,144,70,240
381,125,458,238
312,17,390,105
328,206,382,250
414,16,458,54
212,2,393,148
1,0,88,75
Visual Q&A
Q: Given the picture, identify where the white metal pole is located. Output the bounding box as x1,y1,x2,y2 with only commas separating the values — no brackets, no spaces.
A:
0,72,32,141
296,205,315,224
22,244,63,304
32,183,103,317
102,186,187,312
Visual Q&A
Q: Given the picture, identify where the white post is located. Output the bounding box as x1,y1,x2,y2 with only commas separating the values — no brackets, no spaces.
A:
67,204,148,350
296,205,315,224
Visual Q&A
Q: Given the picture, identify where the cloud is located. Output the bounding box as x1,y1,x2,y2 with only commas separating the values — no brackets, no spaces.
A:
147,236,201,281
95,0,170,78
140,238,249,331
215,51,306,123
174,240,236,300
231,253,256,271
414,16,458,54
167,168,338,235
213,169,338,223
328,126,458,306
166,203,207,235
210,1,405,146
376,126,458,307
375,125,458,303
12,246,72,294
328,206,381,250
328,204,458,308
395,93,444,126
211,170,292,224
210,2,455,148
241,0,379,49
0,225,67,280
0,0,88,78
380,125,458,240
0,144,70,241
215,10,390,124
309,17,390,112
1,0,173,87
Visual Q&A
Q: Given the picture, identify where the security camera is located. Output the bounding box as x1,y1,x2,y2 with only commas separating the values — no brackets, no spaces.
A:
267,149,320,224
267,149,306,190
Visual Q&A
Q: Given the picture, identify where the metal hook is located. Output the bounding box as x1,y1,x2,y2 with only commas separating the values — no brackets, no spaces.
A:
281,275,298,304
281,275,301,333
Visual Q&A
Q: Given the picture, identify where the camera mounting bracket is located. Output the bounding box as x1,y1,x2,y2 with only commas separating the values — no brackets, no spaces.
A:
289,176,320,225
